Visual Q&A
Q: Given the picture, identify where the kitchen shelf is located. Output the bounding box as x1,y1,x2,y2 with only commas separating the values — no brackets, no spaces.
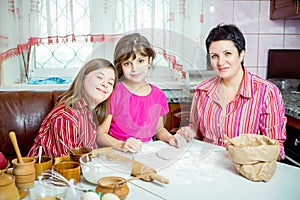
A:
270,0,300,20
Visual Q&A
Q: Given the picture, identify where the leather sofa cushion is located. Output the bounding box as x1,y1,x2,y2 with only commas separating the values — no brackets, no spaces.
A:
0,90,64,161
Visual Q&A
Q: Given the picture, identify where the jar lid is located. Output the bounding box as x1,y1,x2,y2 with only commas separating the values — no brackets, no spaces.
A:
0,173,14,186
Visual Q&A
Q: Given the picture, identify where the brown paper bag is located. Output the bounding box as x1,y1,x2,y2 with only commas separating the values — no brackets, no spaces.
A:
227,134,280,182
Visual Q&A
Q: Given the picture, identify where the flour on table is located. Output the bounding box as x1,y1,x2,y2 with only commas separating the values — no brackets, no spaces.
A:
156,145,186,160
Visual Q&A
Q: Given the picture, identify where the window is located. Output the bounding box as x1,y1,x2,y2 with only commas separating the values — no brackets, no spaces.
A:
29,0,91,80
29,0,171,81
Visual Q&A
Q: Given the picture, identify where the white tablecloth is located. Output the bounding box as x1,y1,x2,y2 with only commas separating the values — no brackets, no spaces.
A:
25,140,300,200
129,140,300,200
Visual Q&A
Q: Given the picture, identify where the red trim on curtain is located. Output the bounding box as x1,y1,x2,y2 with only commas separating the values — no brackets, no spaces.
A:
28,34,124,46
0,34,124,64
0,34,185,79
155,46,185,79
0,43,30,63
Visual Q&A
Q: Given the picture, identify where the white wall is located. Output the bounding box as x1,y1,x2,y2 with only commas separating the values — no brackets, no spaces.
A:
1,0,300,86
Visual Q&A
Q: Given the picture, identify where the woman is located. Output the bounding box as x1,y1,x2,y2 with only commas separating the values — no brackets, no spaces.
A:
28,58,118,157
178,24,287,159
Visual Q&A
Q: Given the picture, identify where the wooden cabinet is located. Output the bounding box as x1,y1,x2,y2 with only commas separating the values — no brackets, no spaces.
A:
287,116,300,130
270,0,300,19
164,103,191,134
281,116,300,167
283,121,300,167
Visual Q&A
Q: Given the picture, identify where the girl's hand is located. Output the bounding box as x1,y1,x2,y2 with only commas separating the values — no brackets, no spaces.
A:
168,135,182,148
123,137,142,153
167,135,177,147
168,134,188,148
176,126,196,142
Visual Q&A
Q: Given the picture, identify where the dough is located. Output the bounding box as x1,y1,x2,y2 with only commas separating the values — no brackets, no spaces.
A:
174,133,187,148
156,145,186,160
169,133,187,148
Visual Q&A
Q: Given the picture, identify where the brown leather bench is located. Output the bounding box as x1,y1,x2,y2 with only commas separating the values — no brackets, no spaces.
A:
0,90,64,162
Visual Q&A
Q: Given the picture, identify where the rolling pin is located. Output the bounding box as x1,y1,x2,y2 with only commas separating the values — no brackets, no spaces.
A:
106,152,169,184
131,159,169,184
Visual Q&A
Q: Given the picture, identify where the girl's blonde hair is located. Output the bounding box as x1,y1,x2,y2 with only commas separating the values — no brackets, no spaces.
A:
57,58,118,124
114,33,156,79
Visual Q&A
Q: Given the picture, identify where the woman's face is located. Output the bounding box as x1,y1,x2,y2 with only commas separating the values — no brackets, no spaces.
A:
84,67,115,109
208,40,245,80
121,53,151,83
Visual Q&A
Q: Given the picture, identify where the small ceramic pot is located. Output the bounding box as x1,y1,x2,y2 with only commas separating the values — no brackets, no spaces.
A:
0,173,20,200
69,147,92,163
12,157,35,189
96,176,129,200
34,156,53,179
53,161,81,182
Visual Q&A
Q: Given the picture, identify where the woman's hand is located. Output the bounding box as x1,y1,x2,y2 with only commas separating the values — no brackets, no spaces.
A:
176,126,196,142
122,137,142,153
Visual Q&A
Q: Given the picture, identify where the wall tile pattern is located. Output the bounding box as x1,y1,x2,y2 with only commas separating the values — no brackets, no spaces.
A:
204,0,300,79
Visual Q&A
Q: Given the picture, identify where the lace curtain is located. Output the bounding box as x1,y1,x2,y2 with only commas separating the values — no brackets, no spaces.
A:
0,0,206,84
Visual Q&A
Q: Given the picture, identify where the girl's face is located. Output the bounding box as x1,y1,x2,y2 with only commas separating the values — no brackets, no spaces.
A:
209,40,245,80
121,53,151,83
84,67,115,109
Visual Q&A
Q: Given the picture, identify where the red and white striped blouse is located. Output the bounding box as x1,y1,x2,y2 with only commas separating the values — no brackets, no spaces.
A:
27,98,97,158
189,67,287,159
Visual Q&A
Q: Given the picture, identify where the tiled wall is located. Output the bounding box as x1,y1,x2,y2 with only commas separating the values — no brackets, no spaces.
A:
203,0,300,79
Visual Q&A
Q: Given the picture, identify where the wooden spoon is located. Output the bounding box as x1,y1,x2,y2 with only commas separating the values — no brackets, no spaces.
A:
59,139,76,154
117,172,169,185
9,131,24,164
117,173,154,185
224,134,242,147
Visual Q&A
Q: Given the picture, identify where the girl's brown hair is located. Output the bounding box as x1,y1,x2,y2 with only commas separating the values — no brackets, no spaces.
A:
114,33,156,79
57,58,118,124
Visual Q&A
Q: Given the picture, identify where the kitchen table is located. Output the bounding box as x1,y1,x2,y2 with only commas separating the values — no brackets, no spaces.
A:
129,140,300,200
24,140,300,200
24,176,163,200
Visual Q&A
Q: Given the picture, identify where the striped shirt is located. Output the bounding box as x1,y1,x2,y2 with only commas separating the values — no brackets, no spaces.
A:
190,67,287,159
27,98,97,158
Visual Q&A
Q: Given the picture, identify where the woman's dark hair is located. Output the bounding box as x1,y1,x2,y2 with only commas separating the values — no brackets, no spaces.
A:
114,33,156,79
205,24,246,55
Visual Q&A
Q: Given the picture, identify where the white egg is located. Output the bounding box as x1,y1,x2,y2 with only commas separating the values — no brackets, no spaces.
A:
101,193,120,200
81,192,101,200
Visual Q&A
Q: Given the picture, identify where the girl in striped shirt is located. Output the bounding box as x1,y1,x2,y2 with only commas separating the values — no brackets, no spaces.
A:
177,24,287,160
28,58,118,157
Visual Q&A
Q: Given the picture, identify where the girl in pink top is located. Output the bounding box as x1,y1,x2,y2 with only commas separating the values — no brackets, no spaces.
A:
97,33,178,153
177,24,287,160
